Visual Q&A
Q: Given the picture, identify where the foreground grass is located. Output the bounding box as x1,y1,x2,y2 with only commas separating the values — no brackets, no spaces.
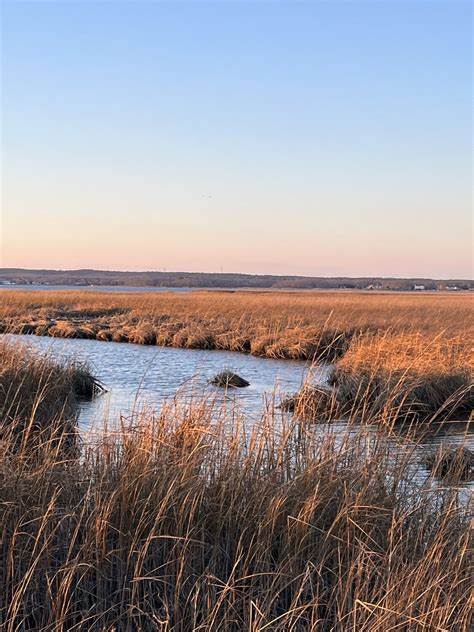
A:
0,346,472,630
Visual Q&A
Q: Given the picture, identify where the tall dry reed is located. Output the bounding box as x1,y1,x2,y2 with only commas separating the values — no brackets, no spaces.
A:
0,345,471,631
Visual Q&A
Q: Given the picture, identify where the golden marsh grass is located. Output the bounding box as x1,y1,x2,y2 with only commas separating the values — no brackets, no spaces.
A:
0,344,472,630
0,289,472,355
1,289,472,425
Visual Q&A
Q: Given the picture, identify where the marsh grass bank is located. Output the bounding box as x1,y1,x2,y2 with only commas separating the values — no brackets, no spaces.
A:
330,332,473,423
0,344,472,631
292,333,474,426
1,289,472,360
0,340,102,455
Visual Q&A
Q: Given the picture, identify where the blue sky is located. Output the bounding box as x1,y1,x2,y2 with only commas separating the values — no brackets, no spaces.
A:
1,0,472,277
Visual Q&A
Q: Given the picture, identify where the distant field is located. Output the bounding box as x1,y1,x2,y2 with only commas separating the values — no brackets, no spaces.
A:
1,288,472,355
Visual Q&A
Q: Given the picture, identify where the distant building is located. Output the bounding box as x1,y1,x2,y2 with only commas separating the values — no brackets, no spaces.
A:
413,284,426,291
446,285,459,291
366,283,383,290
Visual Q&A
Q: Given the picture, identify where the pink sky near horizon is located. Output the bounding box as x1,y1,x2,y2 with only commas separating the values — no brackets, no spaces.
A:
2,219,472,279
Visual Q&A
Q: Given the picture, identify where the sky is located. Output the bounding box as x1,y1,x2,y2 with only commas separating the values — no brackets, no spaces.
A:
1,0,472,278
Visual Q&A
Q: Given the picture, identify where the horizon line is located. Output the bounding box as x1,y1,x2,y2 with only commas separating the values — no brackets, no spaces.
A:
1,267,473,283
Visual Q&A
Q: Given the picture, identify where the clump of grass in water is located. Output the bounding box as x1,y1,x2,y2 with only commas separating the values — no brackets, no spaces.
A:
329,332,473,425
0,371,471,630
424,445,473,482
278,385,342,421
0,340,103,457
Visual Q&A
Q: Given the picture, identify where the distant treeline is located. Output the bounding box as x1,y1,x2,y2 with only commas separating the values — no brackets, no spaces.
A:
0,268,472,290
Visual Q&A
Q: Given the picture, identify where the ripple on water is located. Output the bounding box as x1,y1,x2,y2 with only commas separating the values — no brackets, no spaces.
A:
7,333,328,429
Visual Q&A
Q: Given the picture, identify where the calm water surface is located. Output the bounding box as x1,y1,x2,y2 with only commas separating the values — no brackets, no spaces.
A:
1,284,220,293
9,334,325,431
